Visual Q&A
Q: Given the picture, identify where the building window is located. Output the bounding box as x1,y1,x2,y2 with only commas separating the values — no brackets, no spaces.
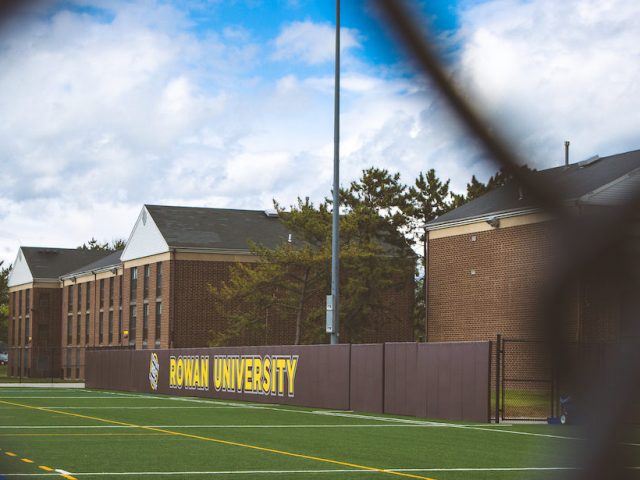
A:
129,305,137,346
99,312,104,344
130,267,138,302
66,347,72,379
19,290,22,315
11,291,15,317
108,311,114,344
85,283,90,312
155,302,162,348
119,275,123,306
25,317,30,344
85,314,90,345
77,313,81,344
156,262,162,298
143,265,150,299
67,315,72,345
77,285,81,310
25,289,30,315
109,277,114,307
66,286,72,313
118,311,123,344
99,279,105,308
12,318,16,346
18,317,22,345
76,348,81,379
142,303,149,347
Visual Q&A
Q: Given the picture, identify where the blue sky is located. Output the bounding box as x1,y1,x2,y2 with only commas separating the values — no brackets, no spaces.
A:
1,0,640,265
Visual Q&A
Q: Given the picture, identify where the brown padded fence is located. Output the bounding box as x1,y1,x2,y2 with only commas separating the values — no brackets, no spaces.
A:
85,341,490,423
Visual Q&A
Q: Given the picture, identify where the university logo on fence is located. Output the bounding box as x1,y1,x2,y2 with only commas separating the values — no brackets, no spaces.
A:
212,354,298,397
162,353,299,397
169,355,210,391
149,352,159,391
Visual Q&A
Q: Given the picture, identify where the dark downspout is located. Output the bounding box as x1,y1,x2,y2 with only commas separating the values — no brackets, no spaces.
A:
170,249,176,348
424,230,429,342
93,272,97,348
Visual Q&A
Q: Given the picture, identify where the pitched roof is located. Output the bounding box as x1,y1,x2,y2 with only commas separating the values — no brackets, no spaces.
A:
62,250,123,278
20,247,111,280
427,149,640,228
145,205,291,251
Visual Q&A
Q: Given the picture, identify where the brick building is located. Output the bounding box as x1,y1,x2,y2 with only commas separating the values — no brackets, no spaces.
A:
8,204,414,379
6,248,110,378
425,149,640,344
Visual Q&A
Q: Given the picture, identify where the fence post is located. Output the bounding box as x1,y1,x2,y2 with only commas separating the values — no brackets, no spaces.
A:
495,334,502,423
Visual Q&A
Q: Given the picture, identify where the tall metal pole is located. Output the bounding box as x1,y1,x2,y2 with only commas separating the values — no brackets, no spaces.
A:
330,0,340,345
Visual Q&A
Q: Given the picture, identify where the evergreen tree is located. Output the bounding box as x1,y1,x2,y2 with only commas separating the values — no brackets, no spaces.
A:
406,169,457,338
78,238,126,252
210,198,330,346
210,169,417,346
0,261,10,344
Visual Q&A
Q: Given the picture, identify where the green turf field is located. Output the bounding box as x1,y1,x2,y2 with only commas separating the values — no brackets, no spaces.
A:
0,387,637,479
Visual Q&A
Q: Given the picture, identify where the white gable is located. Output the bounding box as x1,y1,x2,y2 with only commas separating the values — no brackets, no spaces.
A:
120,206,169,262
7,248,33,287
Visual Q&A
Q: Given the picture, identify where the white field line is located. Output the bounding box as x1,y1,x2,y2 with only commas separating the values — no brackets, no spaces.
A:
0,383,84,388
0,423,505,429
6,467,640,477
0,467,586,477
23,388,640,446
4,406,256,410
0,396,149,399
310,410,584,442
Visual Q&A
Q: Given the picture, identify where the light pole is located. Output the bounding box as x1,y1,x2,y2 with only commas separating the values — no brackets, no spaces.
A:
327,0,340,345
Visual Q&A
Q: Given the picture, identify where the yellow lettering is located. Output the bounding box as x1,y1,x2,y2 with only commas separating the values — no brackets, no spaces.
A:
222,357,231,391
169,356,176,387
262,356,271,394
286,356,298,397
271,356,277,394
235,357,245,392
176,357,184,388
244,357,253,392
184,357,194,388
193,357,200,388
252,357,262,393
201,356,209,390
276,358,286,395
213,356,222,391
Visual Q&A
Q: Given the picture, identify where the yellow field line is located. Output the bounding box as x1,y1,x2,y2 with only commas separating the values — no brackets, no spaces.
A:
0,445,73,479
0,399,435,480
1,433,168,437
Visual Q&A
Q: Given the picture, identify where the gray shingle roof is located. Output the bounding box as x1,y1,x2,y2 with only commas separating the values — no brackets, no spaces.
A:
21,247,111,280
62,250,123,278
427,149,640,228
145,205,291,251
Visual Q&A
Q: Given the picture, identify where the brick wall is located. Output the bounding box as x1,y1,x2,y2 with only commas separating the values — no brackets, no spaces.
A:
427,221,621,344
172,259,414,348
122,261,170,352
427,222,557,342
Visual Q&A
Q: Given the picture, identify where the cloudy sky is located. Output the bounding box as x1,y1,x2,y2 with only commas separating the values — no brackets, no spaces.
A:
1,0,639,266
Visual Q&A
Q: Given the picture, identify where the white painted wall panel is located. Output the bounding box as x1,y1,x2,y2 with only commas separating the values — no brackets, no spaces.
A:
120,206,169,262
7,248,33,287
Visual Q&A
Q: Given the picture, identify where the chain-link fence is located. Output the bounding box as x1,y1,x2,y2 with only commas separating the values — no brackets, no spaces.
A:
376,1,640,478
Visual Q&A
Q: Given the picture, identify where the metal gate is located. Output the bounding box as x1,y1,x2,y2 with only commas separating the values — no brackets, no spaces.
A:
496,336,556,422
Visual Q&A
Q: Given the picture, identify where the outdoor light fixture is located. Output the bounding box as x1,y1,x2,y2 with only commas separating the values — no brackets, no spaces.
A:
486,216,500,228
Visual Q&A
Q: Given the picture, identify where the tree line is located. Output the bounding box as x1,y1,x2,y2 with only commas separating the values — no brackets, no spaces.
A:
209,166,523,346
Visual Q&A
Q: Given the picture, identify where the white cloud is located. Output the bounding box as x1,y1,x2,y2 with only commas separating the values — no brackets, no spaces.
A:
2,0,640,270
455,0,640,167
272,20,361,65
